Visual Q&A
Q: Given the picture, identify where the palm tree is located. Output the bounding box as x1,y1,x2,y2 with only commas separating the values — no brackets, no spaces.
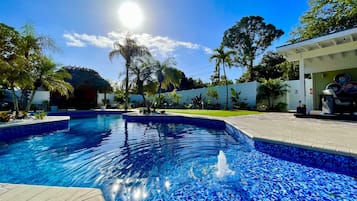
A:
129,56,155,106
109,36,151,110
257,78,288,109
154,58,182,97
209,45,236,110
25,56,73,112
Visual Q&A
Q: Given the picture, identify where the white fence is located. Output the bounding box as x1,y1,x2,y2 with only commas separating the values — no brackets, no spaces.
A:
12,80,310,111
126,80,311,110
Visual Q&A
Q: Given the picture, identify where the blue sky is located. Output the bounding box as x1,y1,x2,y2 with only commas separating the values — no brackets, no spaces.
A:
1,0,308,83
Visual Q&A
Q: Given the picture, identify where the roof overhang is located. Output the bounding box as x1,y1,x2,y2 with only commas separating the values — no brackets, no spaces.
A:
277,27,357,61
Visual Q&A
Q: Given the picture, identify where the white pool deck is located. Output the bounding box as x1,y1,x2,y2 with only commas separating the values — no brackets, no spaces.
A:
168,112,357,157
0,183,104,201
0,116,70,128
0,111,356,201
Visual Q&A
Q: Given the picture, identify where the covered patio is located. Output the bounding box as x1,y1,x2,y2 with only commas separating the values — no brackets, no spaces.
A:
277,27,357,114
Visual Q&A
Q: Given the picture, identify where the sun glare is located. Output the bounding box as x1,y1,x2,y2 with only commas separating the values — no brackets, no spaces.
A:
118,1,144,30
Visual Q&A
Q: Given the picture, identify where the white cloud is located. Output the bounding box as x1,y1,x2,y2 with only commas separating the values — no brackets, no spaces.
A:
63,33,86,47
63,31,212,57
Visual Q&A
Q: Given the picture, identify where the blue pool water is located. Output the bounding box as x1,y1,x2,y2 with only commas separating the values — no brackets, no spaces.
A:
0,115,356,200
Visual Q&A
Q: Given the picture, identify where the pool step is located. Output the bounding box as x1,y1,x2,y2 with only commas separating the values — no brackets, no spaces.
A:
0,183,104,201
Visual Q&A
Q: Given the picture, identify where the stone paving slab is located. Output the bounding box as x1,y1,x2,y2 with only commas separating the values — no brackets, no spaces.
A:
0,183,104,201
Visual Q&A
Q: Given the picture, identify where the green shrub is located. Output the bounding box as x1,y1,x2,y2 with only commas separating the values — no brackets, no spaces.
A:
0,112,11,122
274,102,288,112
34,112,47,120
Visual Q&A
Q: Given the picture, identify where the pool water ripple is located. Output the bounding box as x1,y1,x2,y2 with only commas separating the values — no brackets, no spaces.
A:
0,115,356,201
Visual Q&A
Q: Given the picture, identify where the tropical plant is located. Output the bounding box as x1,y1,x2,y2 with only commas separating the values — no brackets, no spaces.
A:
168,89,182,107
129,56,155,106
257,78,289,110
0,112,11,122
152,94,166,109
109,36,151,110
206,87,219,105
222,16,284,81
25,56,73,112
210,45,235,110
192,94,204,109
230,88,241,109
291,0,357,42
154,58,182,96
34,111,46,120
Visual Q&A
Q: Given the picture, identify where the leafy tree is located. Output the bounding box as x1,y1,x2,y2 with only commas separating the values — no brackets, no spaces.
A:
109,36,151,110
25,56,73,112
154,58,182,97
210,45,235,110
0,23,29,113
180,75,208,90
280,61,299,80
257,78,289,109
252,51,286,80
291,0,357,42
222,16,284,81
237,52,299,82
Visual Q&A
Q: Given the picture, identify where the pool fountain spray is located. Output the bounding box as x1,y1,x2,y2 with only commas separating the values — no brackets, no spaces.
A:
216,150,235,178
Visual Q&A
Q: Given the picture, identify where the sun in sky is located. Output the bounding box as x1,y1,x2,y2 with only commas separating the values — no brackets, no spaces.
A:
118,1,144,30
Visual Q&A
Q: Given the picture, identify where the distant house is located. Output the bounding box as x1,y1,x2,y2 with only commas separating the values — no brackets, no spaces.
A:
277,27,357,112
51,66,112,110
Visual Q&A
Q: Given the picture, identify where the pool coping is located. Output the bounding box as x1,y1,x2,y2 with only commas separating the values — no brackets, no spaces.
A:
0,116,70,128
0,183,104,201
124,111,357,158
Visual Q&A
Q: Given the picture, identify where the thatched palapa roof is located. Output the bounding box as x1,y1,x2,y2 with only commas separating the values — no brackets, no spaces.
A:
63,66,112,92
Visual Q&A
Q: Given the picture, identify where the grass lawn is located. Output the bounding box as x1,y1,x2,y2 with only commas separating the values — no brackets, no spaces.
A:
164,109,261,117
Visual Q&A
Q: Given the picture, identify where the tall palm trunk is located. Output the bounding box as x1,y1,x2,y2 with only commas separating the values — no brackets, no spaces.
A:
25,89,37,112
10,85,19,116
124,63,129,110
223,63,228,110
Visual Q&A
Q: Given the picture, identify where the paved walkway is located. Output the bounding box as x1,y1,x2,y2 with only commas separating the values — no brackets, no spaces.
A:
223,112,357,157
0,183,104,201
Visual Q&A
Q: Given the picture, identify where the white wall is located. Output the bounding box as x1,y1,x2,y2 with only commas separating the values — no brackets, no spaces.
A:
33,91,50,104
97,93,115,105
285,79,313,111
97,80,312,111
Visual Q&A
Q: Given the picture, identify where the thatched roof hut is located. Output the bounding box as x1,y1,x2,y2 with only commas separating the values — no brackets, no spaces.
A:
51,66,112,109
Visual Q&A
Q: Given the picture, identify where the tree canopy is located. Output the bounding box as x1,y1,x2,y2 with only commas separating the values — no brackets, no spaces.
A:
222,16,284,81
291,0,357,42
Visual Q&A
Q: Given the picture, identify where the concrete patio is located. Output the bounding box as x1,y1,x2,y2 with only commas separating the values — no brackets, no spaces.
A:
223,112,357,157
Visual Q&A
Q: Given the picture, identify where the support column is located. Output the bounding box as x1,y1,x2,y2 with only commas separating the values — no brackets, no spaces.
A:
299,57,306,105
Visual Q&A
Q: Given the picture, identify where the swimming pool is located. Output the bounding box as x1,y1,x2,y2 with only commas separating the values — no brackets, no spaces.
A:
0,114,356,200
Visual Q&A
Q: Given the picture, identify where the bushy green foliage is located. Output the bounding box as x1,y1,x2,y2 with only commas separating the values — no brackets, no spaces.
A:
257,79,289,110
191,94,204,109
0,112,11,122
34,112,46,120
168,89,182,107
206,87,219,104
230,88,241,109
291,0,357,42
223,16,284,81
